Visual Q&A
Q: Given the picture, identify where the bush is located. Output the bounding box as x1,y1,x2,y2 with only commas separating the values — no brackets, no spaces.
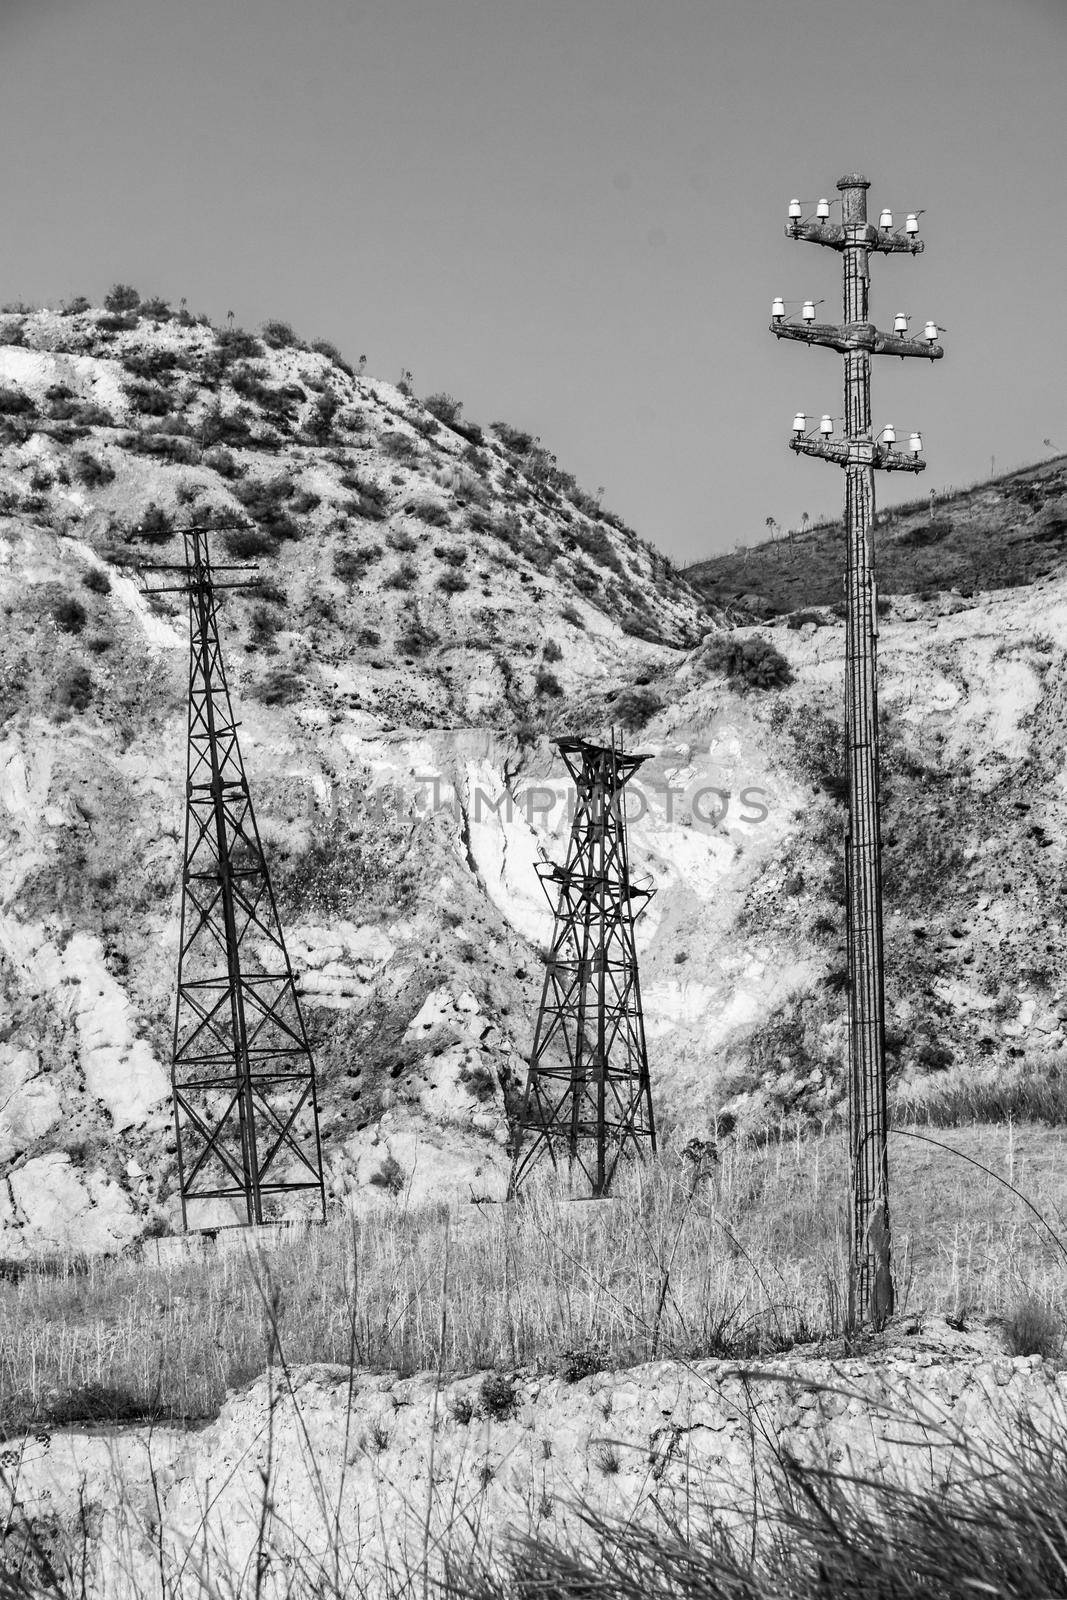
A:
248,603,281,649
543,639,563,662
133,503,175,546
125,380,177,416
216,326,263,361
140,296,172,321
56,665,92,712
437,569,469,595
381,431,419,463
423,392,464,427
252,667,304,705
334,546,381,583
384,560,418,591
491,420,536,455
369,1154,405,1196
104,283,140,313
304,391,339,443
82,567,111,595
0,387,35,416
261,319,301,349
561,604,584,629
52,594,88,634
77,402,116,427
405,497,450,528
199,403,256,449
703,633,793,690
535,667,563,697
223,525,278,560
478,1372,517,1420
396,619,439,656
61,295,91,316
610,684,663,730
310,339,354,377
72,451,115,487
203,446,241,480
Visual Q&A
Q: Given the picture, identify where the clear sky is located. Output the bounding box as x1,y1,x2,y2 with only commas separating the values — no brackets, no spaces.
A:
0,0,1062,562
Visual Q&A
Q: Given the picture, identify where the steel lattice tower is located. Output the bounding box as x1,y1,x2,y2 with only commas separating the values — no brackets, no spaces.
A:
507,737,655,1198
150,528,326,1228
771,174,943,1326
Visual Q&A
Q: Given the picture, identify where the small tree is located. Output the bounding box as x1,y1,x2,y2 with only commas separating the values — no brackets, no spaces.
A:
104,284,141,313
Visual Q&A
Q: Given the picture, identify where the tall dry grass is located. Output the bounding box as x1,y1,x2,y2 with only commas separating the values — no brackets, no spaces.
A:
1,1121,1065,1433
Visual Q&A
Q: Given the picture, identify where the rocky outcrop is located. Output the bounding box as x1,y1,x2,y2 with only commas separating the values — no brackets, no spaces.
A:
5,1322,1064,1597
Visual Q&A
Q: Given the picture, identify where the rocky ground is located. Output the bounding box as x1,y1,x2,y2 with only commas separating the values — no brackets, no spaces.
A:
5,1318,1063,1597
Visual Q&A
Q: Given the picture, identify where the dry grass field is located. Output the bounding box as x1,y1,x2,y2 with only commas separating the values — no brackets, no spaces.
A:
2,1119,1064,1436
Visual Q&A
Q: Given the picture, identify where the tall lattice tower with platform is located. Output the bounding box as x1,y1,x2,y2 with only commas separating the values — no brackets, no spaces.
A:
507,736,655,1198
149,528,326,1228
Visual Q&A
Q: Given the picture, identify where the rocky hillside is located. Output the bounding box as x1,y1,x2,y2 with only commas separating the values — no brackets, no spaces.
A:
0,295,1063,1255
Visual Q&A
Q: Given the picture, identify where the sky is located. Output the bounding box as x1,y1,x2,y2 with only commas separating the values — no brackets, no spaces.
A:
0,0,1063,563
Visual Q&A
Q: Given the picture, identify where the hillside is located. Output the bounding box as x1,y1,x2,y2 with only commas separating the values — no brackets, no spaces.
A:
687,454,1067,615
0,294,1065,1257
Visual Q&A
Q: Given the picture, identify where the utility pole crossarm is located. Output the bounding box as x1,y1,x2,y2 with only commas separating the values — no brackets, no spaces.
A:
789,436,926,472
770,321,944,360
785,221,923,255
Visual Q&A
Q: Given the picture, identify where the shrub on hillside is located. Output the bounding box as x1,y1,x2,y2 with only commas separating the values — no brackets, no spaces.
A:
310,339,354,377
396,619,439,657
381,430,419,463
216,326,263,361
384,560,418,591
104,284,140,313
437,569,468,595
261,320,302,350
621,613,672,646
703,633,793,690
125,380,177,417
333,545,382,584
252,667,305,705
61,295,91,316
223,524,278,560
304,390,339,444
82,567,111,595
491,420,535,455
405,497,450,528
769,701,846,801
543,639,563,662
56,665,92,712
52,594,88,634
203,446,242,479
200,404,256,449
535,667,563,697
139,296,172,321
422,392,464,427
132,503,175,546
77,402,117,427
561,604,584,629
610,684,663,730
0,388,35,416
248,603,282,650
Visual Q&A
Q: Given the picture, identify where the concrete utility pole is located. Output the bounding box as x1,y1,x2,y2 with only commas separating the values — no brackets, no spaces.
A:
771,175,943,1328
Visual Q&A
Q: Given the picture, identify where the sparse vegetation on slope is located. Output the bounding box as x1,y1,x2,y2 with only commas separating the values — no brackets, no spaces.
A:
688,454,1067,613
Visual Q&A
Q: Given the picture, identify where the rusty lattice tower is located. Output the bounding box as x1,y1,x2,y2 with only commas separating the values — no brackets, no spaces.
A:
148,528,326,1228
771,175,943,1326
507,737,655,1198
